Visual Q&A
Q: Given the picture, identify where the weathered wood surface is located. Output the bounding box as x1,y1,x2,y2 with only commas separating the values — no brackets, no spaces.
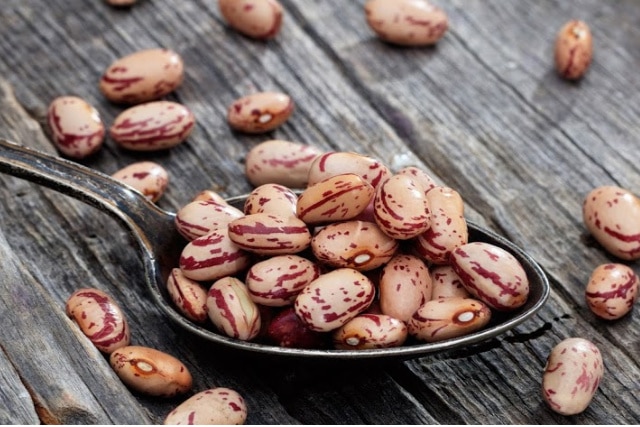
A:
0,0,639,424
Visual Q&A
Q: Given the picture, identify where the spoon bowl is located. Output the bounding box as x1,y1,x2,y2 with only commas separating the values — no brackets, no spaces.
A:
0,138,550,361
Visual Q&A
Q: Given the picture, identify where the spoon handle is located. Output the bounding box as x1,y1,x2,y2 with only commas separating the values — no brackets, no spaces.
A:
0,138,174,237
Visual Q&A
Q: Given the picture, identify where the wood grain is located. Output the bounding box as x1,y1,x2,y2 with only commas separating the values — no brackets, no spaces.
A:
0,0,639,423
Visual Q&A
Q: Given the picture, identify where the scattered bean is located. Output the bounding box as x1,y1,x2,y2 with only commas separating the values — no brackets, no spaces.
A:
207,276,261,340
227,91,294,133
582,185,640,260
46,96,105,159
111,161,169,202
541,337,603,415
364,0,449,46
65,288,130,353
218,0,284,40
164,387,248,425
244,183,298,217
554,20,593,80
307,151,391,189
450,241,529,311
244,140,323,188
110,345,193,397
408,297,491,342
99,48,184,104
110,101,195,151
585,263,638,320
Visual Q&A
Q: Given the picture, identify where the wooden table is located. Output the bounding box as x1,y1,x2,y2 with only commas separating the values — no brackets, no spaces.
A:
1,0,639,424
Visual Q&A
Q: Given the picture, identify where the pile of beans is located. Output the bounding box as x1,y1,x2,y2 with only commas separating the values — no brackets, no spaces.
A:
54,0,612,421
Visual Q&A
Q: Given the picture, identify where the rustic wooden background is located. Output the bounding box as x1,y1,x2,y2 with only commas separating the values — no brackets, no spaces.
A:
0,0,639,424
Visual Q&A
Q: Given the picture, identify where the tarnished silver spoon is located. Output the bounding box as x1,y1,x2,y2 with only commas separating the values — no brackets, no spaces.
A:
0,138,550,360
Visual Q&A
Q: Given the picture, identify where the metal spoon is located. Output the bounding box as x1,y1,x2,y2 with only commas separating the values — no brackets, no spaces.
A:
0,138,550,360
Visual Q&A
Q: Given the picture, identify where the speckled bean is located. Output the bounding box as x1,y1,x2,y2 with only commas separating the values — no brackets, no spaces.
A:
582,185,640,260
450,242,530,311
99,48,184,104
164,387,248,425
166,267,208,323
65,288,130,353
244,183,298,217
206,276,261,340
430,264,470,299
246,254,320,306
413,186,468,264
364,0,449,46
296,173,375,224
307,151,391,189
227,91,294,133
311,220,398,271
378,254,432,321
542,337,603,415
373,174,431,240
218,0,284,39
111,161,169,202
585,263,638,320
396,166,438,195
110,101,195,151
47,96,105,159
228,213,311,255
266,306,329,348
332,314,408,350
179,228,252,281
110,345,193,397
192,189,228,204
294,268,375,332
106,0,137,6
244,139,323,188
408,297,491,342
175,199,244,241
554,20,593,80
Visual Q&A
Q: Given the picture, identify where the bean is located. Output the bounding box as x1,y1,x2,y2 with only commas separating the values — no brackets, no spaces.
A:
207,276,261,340
311,220,398,271
378,254,432,322
218,0,284,40
244,139,323,188
294,268,375,332
307,151,391,189
228,213,311,255
246,254,320,306
373,173,431,240
65,288,130,353
413,186,468,264
364,0,449,46
109,101,195,151
333,314,408,350
175,199,244,241
266,306,328,348
296,173,375,224
585,263,639,320
244,183,298,217
227,91,294,133
164,387,248,425
582,185,640,260
429,265,470,299
46,96,105,159
450,241,529,311
110,345,193,397
105,0,137,6
99,48,184,104
408,297,491,342
192,189,228,204
554,20,593,80
541,337,603,415
111,161,169,202
396,166,438,195
179,228,252,281
166,268,208,323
